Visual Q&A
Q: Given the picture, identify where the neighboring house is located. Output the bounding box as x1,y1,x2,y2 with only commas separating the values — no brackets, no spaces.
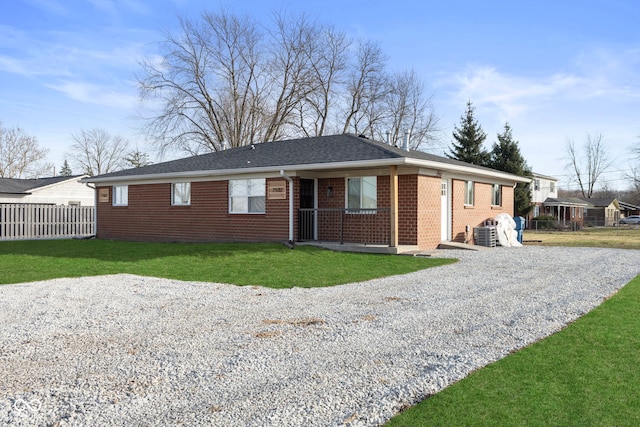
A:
529,172,558,219
581,197,620,226
619,201,640,217
84,134,529,251
540,197,588,227
0,175,94,206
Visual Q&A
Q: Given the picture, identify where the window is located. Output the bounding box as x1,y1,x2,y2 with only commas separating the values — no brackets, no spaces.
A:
229,178,265,213
464,181,474,206
113,185,128,206
492,184,502,206
550,182,556,193
347,176,377,211
172,182,191,205
534,179,540,191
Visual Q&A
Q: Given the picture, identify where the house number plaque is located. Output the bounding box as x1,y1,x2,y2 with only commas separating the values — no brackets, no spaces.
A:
268,181,287,200
98,187,110,203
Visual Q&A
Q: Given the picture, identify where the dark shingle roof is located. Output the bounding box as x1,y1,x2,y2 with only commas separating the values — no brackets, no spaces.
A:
580,197,617,207
91,134,504,180
0,175,83,194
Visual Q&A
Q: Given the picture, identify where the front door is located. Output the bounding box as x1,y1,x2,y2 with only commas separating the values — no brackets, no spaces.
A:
298,179,315,240
441,179,450,241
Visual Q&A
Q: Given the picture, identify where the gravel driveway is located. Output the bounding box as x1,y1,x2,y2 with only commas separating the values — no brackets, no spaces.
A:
1,246,639,426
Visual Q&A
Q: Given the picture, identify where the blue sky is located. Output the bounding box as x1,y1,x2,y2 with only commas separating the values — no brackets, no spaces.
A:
1,0,639,190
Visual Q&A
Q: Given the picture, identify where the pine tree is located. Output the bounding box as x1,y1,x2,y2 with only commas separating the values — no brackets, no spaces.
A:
490,123,533,216
59,159,73,176
447,100,490,166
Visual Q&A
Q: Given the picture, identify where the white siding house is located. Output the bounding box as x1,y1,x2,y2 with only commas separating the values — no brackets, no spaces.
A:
530,172,558,218
0,175,95,206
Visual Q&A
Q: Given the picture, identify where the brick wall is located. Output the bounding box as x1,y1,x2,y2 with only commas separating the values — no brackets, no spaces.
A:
96,174,516,249
96,178,289,242
451,180,514,243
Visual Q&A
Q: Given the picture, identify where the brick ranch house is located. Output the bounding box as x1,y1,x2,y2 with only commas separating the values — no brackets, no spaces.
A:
84,134,529,251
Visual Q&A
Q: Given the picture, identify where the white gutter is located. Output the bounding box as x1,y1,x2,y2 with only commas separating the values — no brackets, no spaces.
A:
279,170,294,243
84,182,97,237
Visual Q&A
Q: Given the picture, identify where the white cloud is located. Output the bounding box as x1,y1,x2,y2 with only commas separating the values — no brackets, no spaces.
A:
45,80,138,109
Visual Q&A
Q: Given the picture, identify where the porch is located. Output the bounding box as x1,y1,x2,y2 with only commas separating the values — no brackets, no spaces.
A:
298,207,392,246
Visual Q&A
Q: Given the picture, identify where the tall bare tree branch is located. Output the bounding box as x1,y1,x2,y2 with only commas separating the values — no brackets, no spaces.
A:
69,129,129,176
565,133,613,198
0,121,50,178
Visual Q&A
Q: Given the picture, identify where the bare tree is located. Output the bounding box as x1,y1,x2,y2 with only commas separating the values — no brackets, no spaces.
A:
138,10,265,155
136,8,441,155
294,24,348,137
0,121,50,178
341,39,389,137
379,69,440,150
565,133,613,198
69,129,129,176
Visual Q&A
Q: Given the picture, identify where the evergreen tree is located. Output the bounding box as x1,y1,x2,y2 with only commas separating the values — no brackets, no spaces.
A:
490,123,533,216
59,159,73,176
447,100,490,166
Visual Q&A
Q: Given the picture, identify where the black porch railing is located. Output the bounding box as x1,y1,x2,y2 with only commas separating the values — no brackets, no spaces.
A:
298,208,391,246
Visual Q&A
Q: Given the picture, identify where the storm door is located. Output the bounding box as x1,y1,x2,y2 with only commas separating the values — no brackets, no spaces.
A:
298,179,315,240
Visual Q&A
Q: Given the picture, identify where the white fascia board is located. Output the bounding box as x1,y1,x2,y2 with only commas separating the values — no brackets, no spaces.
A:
406,158,531,184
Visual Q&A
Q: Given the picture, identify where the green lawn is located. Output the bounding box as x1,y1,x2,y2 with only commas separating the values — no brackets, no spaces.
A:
386,275,640,426
0,239,454,287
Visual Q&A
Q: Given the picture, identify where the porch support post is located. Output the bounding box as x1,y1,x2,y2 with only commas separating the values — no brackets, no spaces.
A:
390,165,398,247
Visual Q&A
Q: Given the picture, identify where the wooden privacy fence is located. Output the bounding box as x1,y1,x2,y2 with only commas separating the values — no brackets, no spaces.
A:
0,204,95,240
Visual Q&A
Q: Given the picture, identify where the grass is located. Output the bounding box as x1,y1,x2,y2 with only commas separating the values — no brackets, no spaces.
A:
386,275,640,426
0,239,455,287
525,226,640,249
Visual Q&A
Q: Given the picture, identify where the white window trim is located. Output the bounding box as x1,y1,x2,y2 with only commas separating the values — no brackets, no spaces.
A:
492,184,502,206
464,180,474,206
345,176,377,213
172,182,191,206
229,178,266,214
113,185,128,206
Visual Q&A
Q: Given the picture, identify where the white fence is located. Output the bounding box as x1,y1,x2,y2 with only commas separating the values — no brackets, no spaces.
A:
0,204,95,240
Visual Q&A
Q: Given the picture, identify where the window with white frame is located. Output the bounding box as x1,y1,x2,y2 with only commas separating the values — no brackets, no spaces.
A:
492,184,502,206
550,181,556,193
534,179,540,191
113,185,128,206
229,178,265,213
347,176,377,211
464,181,474,206
172,182,191,205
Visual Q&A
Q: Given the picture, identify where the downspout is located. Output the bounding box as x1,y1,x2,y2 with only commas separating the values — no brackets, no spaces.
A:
280,170,294,243
85,182,97,238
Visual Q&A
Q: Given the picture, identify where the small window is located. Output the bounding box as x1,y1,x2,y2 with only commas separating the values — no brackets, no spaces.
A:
441,182,447,196
550,182,556,193
172,182,191,206
534,179,540,191
347,176,377,211
464,181,474,206
113,185,128,206
229,178,265,213
492,184,502,206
